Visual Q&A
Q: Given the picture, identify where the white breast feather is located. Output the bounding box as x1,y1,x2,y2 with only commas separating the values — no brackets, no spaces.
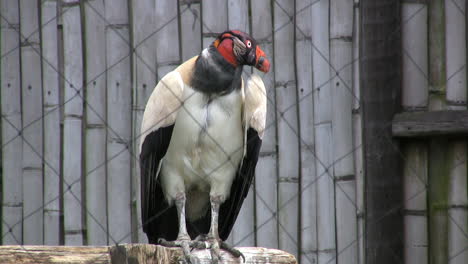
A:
140,70,184,152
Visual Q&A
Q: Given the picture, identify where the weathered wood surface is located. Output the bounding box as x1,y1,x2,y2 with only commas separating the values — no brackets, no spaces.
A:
392,110,468,137
0,245,110,264
361,0,403,263
0,245,297,264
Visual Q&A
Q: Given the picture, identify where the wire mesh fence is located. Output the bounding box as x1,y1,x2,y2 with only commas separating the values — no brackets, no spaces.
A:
0,0,467,263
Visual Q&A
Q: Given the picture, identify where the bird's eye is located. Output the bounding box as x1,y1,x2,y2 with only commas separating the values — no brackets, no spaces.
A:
246,40,252,48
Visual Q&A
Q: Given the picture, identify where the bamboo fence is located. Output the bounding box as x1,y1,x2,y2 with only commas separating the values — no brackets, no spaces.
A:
0,1,467,264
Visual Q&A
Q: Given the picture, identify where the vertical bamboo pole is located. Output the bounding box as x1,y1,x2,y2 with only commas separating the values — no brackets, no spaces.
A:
83,0,108,245
62,0,84,245
446,144,468,263
251,0,278,250
296,1,316,263
42,0,61,245
428,0,449,263
445,1,468,263
401,2,429,264
0,0,23,245
227,0,255,247
311,1,336,263
131,0,156,244
228,0,249,33
155,0,181,80
330,0,357,263
179,0,202,61
201,0,227,48
402,2,429,111
19,0,44,245
403,144,429,263
273,0,299,257
105,0,132,244
352,1,365,263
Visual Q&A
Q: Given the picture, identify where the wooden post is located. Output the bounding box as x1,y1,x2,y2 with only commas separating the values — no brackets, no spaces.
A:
273,0,300,258
61,0,84,245
1,0,23,245
251,0,279,251
0,245,297,264
105,0,132,244
295,1,316,263
41,0,61,245
360,1,403,263
83,0,108,245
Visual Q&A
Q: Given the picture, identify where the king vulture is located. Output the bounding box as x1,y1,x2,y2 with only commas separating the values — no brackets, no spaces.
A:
139,30,270,263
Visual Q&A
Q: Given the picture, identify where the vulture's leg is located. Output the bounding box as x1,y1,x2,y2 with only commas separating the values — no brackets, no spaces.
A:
158,193,204,263
174,192,190,240
206,195,244,263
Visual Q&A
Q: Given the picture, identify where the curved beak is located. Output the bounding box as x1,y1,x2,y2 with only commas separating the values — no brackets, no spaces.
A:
255,46,270,73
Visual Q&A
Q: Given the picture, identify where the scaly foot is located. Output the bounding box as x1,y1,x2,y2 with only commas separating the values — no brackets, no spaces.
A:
158,237,205,264
195,235,245,263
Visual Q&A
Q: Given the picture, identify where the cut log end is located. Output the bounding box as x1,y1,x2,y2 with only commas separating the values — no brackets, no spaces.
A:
0,244,297,264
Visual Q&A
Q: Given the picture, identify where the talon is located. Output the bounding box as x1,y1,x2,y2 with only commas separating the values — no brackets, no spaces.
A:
157,238,200,263
220,240,244,261
240,252,246,263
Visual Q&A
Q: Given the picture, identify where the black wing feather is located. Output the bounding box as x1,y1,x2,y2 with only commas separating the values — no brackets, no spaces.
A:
140,125,178,243
218,128,262,240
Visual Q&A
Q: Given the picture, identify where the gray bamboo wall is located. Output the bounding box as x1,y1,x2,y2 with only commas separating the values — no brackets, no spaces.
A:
1,0,466,264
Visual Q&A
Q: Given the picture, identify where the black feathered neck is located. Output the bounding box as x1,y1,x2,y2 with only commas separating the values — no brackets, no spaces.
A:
190,45,243,95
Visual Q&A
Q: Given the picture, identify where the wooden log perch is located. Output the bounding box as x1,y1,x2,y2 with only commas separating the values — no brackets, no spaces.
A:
0,244,297,264
392,110,468,137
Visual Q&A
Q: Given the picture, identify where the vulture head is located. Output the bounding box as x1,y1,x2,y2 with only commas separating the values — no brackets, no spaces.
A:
213,30,271,73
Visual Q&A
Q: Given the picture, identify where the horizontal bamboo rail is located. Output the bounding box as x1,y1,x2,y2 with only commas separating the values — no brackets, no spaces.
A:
392,110,468,137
